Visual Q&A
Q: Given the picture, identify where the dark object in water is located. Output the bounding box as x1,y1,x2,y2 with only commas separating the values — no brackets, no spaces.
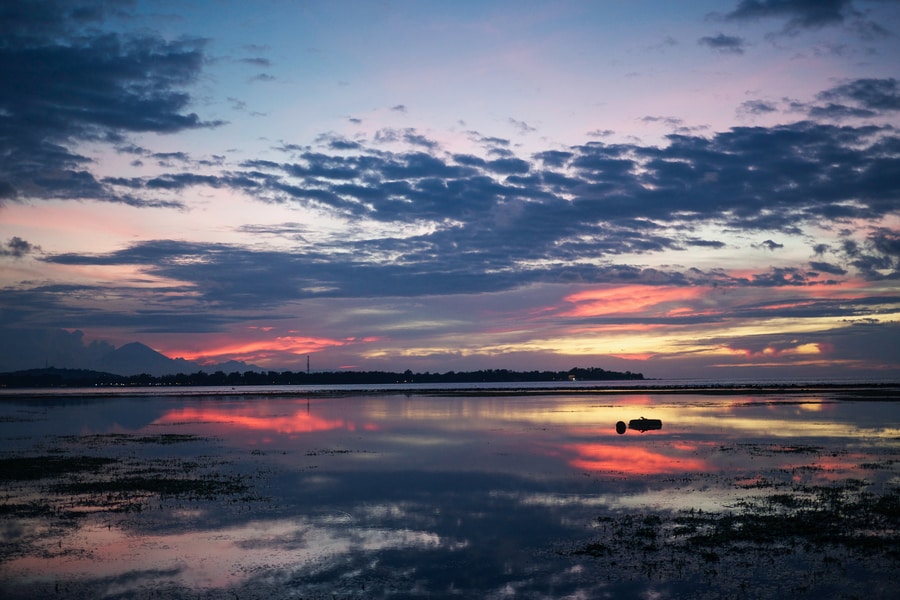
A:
616,417,662,434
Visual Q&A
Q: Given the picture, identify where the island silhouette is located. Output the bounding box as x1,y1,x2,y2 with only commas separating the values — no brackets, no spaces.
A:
0,366,642,388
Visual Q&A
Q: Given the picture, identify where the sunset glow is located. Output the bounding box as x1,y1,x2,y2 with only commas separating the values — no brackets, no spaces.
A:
168,336,354,363
1,0,898,379
562,286,711,318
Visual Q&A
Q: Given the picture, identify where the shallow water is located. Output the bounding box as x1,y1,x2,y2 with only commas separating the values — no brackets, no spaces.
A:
1,387,898,598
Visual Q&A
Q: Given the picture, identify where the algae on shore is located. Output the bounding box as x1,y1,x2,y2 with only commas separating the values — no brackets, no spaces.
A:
565,475,900,595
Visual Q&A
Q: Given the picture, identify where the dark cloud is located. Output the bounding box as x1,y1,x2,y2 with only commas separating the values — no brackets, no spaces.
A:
312,133,363,151
42,239,517,307
4,19,896,325
485,158,530,175
152,151,192,167
739,99,778,115
99,104,899,280
373,128,439,150
813,78,900,117
640,116,706,135
0,180,16,200
699,320,900,371
0,327,116,372
751,266,809,285
824,321,900,363
532,151,574,168
793,78,900,122
870,227,900,258
508,118,536,134
755,239,785,251
239,56,271,67
468,132,512,149
686,239,727,249
641,115,685,128
0,0,223,204
809,260,847,275
0,0,108,39
807,103,878,120
1,236,39,258
839,227,900,279
832,78,900,110
276,143,308,154
718,0,893,41
37,238,668,313
837,231,899,280
722,0,854,31
17,215,895,342
698,33,747,54
35,225,885,324
402,132,439,150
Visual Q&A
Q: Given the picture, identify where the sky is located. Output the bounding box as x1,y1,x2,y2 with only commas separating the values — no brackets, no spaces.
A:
1,0,899,380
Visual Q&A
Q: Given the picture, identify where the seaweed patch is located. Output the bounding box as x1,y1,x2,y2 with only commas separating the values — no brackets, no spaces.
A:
564,480,900,591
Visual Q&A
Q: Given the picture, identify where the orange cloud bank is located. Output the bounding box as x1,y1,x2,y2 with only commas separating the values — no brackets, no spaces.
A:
562,285,710,318
165,333,366,364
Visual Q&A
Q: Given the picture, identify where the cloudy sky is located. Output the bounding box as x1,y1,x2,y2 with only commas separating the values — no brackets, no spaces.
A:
1,0,899,379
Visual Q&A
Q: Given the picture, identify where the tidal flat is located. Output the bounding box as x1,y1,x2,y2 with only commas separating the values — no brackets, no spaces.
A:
0,384,898,599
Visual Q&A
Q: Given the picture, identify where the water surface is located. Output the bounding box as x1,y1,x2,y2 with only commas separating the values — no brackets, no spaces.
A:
1,386,897,598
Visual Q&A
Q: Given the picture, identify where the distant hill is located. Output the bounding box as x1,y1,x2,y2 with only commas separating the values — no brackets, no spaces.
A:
100,342,195,376
96,342,259,377
0,328,263,378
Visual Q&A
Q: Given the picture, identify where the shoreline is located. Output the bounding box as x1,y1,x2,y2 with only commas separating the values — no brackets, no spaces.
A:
2,381,899,400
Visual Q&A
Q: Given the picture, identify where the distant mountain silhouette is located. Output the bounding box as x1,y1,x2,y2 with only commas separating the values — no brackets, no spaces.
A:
99,342,190,376
0,328,262,376
97,342,258,377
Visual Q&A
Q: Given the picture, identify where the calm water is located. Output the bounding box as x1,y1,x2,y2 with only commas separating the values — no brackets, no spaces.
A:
1,386,898,598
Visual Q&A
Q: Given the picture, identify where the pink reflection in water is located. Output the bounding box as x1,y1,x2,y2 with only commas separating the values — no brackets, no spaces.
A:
155,405,377,437
1,390,896,599
784,452,875,483
565,442,710,474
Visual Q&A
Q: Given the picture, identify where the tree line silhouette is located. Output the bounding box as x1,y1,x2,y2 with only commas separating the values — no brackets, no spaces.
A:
0,366,642,388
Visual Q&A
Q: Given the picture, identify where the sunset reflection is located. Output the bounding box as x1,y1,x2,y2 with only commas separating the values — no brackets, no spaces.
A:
565,442,709,474
1,389,897,599
155,404,374,436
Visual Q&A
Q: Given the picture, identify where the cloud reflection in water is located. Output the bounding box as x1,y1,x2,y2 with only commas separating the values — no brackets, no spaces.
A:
0,390,897,598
